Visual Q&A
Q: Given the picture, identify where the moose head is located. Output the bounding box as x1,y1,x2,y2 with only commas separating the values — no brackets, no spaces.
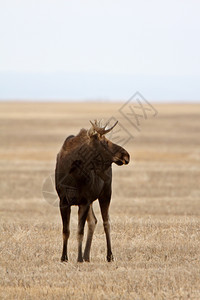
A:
87,120,130,168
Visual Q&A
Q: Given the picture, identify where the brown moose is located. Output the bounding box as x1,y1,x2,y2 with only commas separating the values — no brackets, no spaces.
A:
55,120,130,262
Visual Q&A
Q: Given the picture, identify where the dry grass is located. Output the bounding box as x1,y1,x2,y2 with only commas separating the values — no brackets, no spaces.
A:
0,102,200,299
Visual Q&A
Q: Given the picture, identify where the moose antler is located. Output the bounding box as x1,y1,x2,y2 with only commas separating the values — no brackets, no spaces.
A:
89,119,118,136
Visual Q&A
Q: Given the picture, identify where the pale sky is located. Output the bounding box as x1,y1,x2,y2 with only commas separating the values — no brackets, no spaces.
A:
0,0,200,101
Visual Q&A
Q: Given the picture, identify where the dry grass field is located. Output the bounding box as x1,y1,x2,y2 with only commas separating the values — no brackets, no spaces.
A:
0,101,200,299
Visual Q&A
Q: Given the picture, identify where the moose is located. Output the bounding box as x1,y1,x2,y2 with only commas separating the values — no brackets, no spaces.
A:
55,120,130,262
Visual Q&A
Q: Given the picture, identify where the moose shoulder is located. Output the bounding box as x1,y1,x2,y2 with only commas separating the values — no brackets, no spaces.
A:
55,120,130,262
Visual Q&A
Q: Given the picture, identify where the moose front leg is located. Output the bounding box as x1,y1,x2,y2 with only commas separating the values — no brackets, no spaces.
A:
77,204,90,262
83,204,97,262
99,199,114,262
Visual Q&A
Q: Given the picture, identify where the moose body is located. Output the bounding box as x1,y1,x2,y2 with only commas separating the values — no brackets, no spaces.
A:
55,121,130,262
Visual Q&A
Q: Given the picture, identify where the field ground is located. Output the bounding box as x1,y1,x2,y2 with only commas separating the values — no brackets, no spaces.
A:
0,102,200,299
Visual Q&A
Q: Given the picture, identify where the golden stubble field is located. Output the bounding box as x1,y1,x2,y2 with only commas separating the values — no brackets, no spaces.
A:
0,101,200,300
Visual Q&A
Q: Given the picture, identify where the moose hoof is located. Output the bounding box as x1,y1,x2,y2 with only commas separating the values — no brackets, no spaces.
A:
83,257,90,262
77,257,84,263
61,256,68,262
107,254,114,262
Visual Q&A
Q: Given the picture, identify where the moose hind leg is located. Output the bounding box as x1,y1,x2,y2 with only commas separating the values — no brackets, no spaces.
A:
60,204,71,262
99,199,114,262
83,204,97,262
77,204,90,262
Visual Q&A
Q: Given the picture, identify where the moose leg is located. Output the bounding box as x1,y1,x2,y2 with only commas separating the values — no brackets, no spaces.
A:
60,204,71,262
83,204,97,262
99,199,114,262
77,204,90,262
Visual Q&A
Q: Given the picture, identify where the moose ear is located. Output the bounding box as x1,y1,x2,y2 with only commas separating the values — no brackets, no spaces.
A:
88,126,99,138
91,133,99,140
88,126,95,137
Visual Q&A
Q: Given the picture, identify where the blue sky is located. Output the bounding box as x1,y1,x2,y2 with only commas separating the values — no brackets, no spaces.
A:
0,0,200,101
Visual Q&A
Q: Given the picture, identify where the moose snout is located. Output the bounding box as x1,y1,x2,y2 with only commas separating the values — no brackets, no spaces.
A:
114,151,130,166
124,157,129,164
123,153,130,165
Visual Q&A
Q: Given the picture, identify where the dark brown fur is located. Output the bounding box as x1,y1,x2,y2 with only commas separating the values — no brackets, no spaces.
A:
55,126,130,262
